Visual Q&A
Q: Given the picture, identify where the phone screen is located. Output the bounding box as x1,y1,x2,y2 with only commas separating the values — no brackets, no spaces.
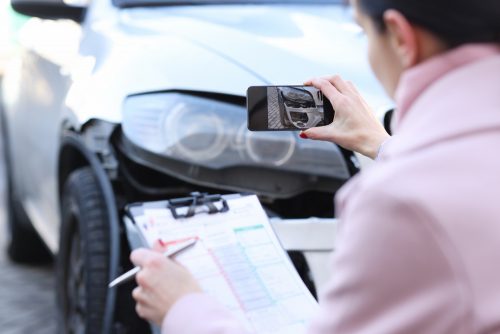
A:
247,86,334,131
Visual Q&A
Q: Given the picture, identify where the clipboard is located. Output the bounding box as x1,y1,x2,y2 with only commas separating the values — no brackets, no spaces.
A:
123,192,241,249
123,192,319,334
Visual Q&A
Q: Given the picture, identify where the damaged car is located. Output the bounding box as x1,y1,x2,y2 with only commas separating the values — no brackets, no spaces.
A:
278,86,325,129
1,0,391,332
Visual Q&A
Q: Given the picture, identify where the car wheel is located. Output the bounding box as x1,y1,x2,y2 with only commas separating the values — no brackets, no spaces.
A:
0,90,52,264
57,167,110,334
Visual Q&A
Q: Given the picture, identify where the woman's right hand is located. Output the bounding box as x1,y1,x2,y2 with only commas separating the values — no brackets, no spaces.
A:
301,75,390,160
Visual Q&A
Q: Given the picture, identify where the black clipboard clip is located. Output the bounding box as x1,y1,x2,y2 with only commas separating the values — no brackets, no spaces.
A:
168,192,229,219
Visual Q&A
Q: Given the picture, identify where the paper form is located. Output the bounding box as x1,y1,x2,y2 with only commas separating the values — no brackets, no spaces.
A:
133,195,319,334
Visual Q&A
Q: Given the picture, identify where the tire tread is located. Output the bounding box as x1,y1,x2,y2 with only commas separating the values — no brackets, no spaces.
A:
58,167,110,334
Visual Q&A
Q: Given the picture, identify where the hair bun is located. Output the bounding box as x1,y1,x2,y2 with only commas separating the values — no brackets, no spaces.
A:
359,0,500,46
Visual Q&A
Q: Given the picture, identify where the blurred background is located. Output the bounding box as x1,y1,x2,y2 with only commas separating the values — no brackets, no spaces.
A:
0,2,57,332
0,0,26,71
0,0,392,332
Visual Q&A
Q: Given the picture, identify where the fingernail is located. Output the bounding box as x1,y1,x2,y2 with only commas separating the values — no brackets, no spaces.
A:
158,239,166,247
300,132,308,139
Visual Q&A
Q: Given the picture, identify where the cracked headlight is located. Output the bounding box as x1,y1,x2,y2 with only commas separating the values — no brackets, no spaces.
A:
122,92,350,180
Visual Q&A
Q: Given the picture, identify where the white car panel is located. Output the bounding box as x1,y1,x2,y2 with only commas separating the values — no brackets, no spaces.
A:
4,0,391,252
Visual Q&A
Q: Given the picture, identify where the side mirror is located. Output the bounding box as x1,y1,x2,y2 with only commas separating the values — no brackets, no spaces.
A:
11,0,86,22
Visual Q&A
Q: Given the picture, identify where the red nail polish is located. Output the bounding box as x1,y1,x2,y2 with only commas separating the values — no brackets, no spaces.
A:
300,132,308,139
158,239,166,247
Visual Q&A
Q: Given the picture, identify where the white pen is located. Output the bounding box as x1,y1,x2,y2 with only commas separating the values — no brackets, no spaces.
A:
108,238,198,288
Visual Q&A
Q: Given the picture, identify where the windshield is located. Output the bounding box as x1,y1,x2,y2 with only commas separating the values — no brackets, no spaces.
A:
116,0,342,9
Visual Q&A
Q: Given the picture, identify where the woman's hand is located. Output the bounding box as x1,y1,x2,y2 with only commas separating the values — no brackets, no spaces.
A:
301,75,390,159
130,247,202,326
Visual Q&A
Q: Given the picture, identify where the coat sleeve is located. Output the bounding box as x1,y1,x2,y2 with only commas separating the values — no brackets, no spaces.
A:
162,293,249,334
307,186,471,334
162,186,470,334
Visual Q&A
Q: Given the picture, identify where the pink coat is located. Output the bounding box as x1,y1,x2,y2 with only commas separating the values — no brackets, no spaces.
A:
162,45,500,333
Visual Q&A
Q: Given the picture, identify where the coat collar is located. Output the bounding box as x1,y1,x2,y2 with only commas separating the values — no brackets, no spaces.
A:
393,44,500,132
380,46,500,160
336,45,500,214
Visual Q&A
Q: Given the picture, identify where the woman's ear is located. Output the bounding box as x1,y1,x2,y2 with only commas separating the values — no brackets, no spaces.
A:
383,9,419,69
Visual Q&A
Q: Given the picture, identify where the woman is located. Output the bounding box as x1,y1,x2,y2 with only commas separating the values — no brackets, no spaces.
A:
130,0,500,332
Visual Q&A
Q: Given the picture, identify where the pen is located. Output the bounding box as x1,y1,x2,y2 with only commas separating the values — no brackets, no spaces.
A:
108,238,198,288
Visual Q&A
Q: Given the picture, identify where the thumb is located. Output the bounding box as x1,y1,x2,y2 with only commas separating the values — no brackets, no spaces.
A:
130,248,158,267
130,248,151,267
152,240,166,252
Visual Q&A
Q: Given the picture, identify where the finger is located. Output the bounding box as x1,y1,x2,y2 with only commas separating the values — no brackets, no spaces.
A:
303,125,337,142
345,80,362,96
132,286,156,309
345,80,357,91
135,303,156,324
136,302,147,319
132,286,144,303
133,283,157,307
135,269,151,289
130,248,150,267
324,75,351,94
131,248,163,267
303,78,313,86
309,78,343,104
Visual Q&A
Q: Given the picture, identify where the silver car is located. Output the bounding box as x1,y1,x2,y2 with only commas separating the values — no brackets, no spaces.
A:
1,0,390,332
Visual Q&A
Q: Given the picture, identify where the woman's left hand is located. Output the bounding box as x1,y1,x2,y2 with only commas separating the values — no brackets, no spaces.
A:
130,247,202,326
301,76,390,159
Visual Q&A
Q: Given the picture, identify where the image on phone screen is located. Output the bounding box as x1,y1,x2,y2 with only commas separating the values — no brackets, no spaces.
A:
247,86,334,131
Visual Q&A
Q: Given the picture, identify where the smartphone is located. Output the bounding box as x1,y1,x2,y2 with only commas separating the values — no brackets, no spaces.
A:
247,85,335,131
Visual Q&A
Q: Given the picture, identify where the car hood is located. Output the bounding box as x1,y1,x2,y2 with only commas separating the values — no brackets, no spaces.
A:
70,4,390,124
123,5,386,95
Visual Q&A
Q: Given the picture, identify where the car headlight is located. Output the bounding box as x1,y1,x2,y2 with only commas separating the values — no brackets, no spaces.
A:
122,92,350,180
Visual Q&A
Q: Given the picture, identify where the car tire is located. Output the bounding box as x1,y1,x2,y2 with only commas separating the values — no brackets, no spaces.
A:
57,167,110,334
0,85,52,264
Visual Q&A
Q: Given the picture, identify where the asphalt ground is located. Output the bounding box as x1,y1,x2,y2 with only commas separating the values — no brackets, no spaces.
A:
0,93,58,333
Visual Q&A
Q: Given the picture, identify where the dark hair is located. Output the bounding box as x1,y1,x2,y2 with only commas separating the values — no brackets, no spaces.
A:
358,0,500,47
